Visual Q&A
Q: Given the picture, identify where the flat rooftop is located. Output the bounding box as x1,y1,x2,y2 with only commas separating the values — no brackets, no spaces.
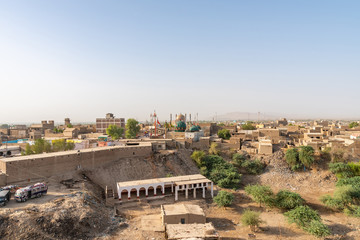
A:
117,174,210,188
0,142,152,163
162,204,205,216
166,223,218,239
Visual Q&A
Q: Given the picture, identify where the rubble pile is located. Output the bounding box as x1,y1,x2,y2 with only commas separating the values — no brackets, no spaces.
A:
258,150,337,192
0,191,124,240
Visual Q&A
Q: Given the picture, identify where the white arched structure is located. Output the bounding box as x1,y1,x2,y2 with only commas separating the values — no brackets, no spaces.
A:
116,174,213,202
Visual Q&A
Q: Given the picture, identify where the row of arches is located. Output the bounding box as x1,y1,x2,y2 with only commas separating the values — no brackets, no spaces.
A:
118,184,166,200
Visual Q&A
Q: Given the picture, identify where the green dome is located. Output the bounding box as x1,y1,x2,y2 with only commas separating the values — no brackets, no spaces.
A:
175,121,186,132
190,125,200,132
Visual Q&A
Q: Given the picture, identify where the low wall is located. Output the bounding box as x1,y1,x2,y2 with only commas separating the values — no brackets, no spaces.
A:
0,144,152,184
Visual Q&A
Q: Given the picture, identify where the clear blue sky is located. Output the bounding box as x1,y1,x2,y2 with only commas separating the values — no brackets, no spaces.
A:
1,1,359,123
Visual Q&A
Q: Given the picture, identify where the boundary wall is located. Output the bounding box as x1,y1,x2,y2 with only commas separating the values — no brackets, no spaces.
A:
0,144,152,184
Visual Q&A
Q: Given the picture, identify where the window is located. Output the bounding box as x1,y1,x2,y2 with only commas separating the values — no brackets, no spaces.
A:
180,218,185,224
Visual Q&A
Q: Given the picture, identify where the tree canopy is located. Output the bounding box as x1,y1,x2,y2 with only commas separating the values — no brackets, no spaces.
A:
349,122,359,129
217,129,231,140
299,146,315,168
245,184,275,207
106,125,124,140
241,121,256,130
125,118,140,139
214,191,234,207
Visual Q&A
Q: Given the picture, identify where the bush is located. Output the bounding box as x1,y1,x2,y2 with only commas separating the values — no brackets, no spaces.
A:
329,162,354,179
284,205,321,228
320,185,359,210
191,150,205,167
344,205,360,218
348,162,360,176
201,155,241,189
245,184,275,207
209,142,220,155
218,129,231,140
331,149,346,162
241,210,263,232
232,153,247,168
349,122,359,129
275,190,305,210
304,220,330,238
214,191,234,207
336,176,360,189
299,146,315,168
241,159,265,175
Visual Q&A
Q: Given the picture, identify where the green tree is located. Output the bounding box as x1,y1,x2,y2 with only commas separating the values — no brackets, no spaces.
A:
241,159,265,175
241,210,263,232
299,146,314,168
349,122,359,129
209,142,220,155
44,141,52,153
52,139,67,152
191,150,205,167
245,184,275,207
217,129,231,140
285,148,301,171
65,141,75,151
67,123,73,128
241,121,256,130
275,190,305,210
106,125,124,140
213,191,234,208
125,118,140,139
32,139,46,154
25,143,33,155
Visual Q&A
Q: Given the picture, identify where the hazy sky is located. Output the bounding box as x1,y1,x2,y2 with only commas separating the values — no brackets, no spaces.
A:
1,1,359,123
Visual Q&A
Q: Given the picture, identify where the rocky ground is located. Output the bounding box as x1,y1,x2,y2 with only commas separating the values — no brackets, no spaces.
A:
0,179,123,240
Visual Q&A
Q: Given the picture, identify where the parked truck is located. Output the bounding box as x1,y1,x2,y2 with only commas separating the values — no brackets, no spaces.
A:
0,190,11,206
14,183,48,202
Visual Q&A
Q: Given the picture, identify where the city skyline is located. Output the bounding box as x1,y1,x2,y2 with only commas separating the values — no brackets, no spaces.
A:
1,1,360,123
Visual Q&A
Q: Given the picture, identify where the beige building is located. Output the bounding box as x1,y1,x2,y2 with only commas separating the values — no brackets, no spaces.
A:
161,204,206,225
258,140,273,155
96,113,125,134
63,128,79,138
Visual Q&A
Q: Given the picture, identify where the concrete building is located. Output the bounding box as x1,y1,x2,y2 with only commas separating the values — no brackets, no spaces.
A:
185,130,204,142
96,113,125,134
161,204,206,225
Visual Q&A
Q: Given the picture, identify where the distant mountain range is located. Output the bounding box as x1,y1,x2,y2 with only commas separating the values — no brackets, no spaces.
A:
206,112,360,121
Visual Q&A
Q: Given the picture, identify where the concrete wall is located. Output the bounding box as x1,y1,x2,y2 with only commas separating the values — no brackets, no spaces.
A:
163,213,206,224
0,144,152,184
